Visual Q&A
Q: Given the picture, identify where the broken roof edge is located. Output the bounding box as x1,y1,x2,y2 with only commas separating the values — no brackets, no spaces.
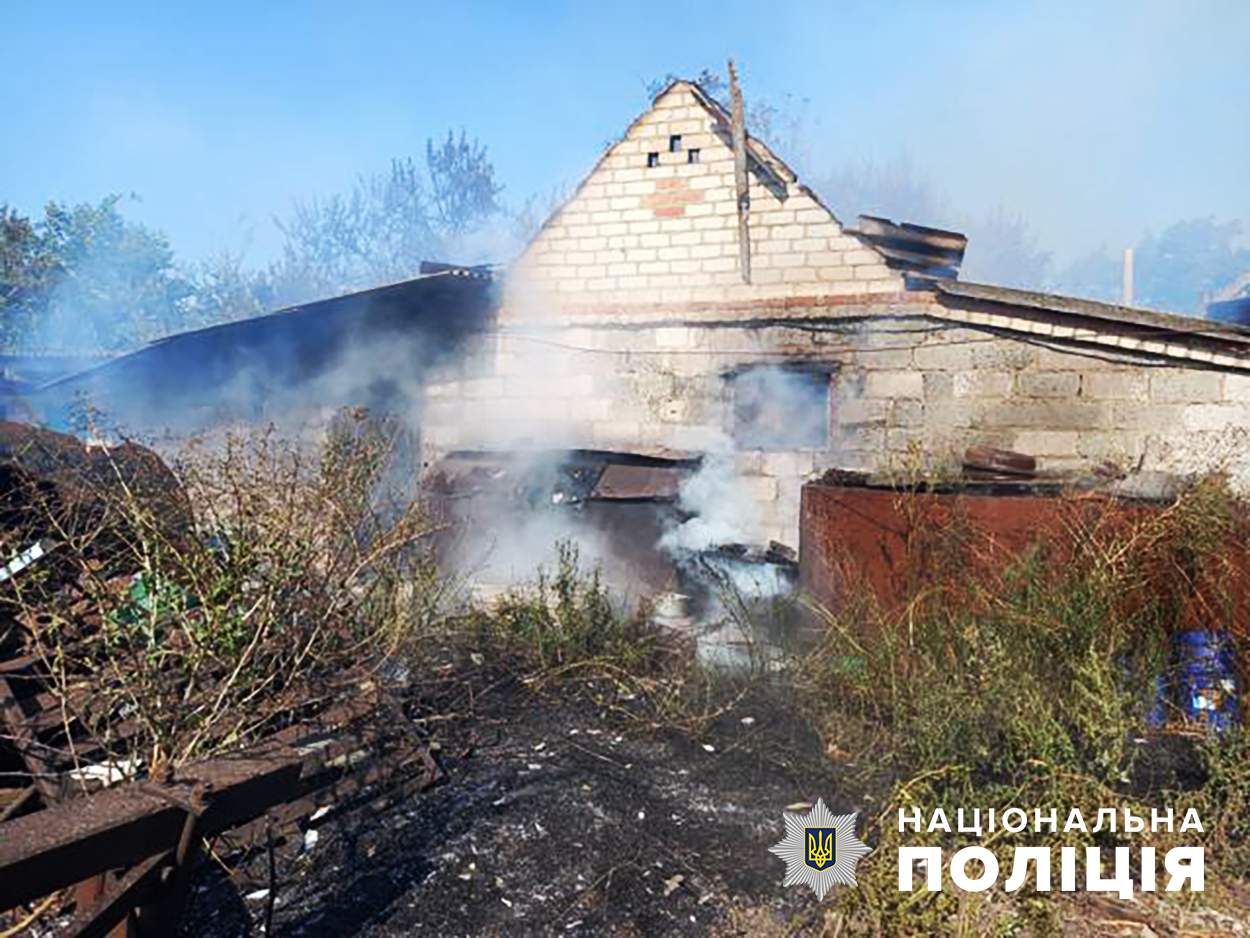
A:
930,279,1250,344
143,269,494,350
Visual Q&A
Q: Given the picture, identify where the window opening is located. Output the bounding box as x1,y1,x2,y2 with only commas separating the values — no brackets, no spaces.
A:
730,366,832,450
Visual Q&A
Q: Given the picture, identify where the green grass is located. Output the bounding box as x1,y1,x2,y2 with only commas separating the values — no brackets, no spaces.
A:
796,478,1249,933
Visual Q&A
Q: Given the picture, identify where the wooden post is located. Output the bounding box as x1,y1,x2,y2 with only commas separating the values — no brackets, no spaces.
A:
728,59,751,284
1123,248,1134,307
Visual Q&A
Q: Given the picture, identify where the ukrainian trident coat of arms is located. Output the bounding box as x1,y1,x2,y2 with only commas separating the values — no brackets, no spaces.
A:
768,798,872,899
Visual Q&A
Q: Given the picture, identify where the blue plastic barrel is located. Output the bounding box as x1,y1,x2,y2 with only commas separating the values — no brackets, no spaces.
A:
1173,631,1241,731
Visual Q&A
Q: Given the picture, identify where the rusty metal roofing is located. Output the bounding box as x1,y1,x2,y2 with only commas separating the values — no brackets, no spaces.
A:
592,464,685,500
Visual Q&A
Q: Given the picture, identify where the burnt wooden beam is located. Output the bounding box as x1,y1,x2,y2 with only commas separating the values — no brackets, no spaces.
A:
69,852,171,938
729,59,751,284
0,741,302,913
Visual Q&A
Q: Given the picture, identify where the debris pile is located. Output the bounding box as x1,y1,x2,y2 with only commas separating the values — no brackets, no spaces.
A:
0,420,441,933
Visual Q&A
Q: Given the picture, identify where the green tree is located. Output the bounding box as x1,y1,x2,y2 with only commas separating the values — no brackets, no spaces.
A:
1136,217,1250,312
182,249,276,327
1052,245,1122,305
38,196,193,349
0,195,193,351
1055,217,1250,312
961,206,1052,289
427,130,503,237
0,205,45,344
271,131,504,305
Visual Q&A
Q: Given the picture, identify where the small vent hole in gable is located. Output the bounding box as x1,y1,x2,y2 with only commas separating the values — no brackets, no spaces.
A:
669,134,682,153
687,148,700,164
647,152,660,168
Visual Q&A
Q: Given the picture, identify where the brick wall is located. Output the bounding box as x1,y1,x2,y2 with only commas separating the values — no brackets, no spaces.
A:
506,81,900,315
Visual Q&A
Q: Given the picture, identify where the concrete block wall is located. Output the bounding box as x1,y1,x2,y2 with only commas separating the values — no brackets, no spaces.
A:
423,312,1250,550
834,323,1250,483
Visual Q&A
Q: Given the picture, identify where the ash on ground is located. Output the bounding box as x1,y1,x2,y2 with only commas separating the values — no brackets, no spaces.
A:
182,665,860,937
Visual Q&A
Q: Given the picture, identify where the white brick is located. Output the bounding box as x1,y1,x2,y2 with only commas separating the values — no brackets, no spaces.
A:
1223,373,1250,401
757,211,796,227
1151,372,1222,403
1083,373,1149,401
817,266,854,282
1012,431,1079,457
806,251,843,266
1183,403,1250,432
655,326,691,348
954,373,1013,398
756,239,793,255
744,476,778,501
690,175,728,190
865,371,924,398
844,249,880,266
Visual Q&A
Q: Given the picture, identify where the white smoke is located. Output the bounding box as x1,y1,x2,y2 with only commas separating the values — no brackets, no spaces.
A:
659,444,759,555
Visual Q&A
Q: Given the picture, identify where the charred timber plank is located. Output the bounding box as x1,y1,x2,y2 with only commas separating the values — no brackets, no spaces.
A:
0,672,63,804
0,654,38,674
871,242,965,269
0,742,302,913
68,850,171,938
856,215,967,251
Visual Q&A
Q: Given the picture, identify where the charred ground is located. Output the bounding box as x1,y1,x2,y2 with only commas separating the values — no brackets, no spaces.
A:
182,660,860,938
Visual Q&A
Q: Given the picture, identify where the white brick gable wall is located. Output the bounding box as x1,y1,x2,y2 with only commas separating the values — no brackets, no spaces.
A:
507,81,902,316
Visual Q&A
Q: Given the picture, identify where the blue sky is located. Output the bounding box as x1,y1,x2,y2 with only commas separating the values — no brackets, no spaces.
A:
3,0,1247,270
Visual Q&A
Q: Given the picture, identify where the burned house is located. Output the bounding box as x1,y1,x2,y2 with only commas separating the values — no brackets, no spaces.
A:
17,79,1250,563
420,79,1250,549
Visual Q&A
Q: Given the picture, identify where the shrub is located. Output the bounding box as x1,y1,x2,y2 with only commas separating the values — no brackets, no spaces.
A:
797,478,1249,928
4,413,439,777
